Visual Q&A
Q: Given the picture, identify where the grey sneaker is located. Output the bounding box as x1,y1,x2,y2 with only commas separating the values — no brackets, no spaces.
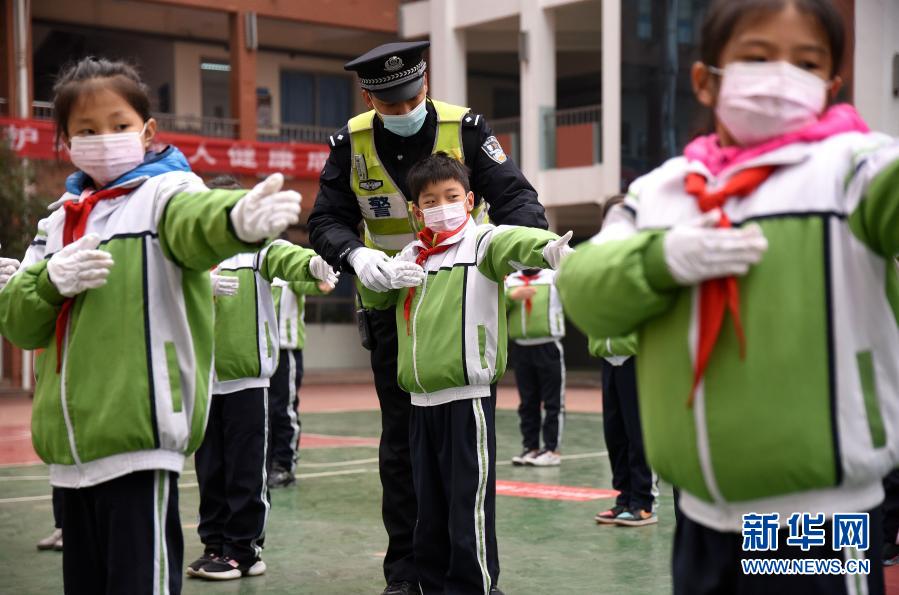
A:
511,449,539,466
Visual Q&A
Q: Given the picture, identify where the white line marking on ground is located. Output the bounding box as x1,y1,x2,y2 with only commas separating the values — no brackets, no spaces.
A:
0,494,52,503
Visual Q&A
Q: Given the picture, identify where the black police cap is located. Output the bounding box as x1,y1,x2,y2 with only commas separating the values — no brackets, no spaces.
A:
344,41,430,103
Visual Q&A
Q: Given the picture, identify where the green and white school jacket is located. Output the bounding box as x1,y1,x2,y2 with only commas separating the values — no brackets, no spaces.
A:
557,131,899,531
212,241,317,395
361,219,558,406
0,170,258,488
271,278,326,350
505,269,565,345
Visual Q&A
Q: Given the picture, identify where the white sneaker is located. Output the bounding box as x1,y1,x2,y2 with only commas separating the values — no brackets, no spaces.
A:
528,450,561,467
36,528,62,551
511,449,539,466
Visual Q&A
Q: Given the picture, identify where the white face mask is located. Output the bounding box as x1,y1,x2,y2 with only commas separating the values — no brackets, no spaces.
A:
422,201,468,232
712,61,829,146
379,98,428,137
68,123,148,186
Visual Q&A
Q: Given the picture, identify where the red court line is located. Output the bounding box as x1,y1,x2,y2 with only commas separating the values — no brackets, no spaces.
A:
299,433,379,449
496,480,618,502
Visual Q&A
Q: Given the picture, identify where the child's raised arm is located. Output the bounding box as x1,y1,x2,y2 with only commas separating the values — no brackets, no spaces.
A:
556,202,680,339
846,142,899,257
475,226,560,282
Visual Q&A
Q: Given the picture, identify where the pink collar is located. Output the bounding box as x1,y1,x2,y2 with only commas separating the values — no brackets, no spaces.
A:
683,104,870,175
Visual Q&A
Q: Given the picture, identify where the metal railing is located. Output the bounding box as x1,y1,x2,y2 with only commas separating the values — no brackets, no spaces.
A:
542,103,602,169
152,112,238,139
258,122,333,145
32,100,54,120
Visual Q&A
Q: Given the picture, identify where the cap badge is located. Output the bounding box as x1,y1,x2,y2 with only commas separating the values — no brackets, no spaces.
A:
384,56,404,72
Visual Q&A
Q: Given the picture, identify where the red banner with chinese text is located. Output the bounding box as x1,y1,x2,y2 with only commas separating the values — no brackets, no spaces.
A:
0,118,331,180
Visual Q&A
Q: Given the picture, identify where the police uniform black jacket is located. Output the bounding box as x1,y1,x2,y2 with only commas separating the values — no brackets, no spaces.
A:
308,99,549,271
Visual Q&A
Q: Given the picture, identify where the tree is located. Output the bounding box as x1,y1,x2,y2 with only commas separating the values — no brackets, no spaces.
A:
0,143,50,260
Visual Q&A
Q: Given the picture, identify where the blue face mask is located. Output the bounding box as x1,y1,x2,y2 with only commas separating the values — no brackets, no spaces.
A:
379,98,427,137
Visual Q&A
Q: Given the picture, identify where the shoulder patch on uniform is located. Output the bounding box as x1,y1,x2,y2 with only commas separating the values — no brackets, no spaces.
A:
329,127,350,147
481,135,507,164
462,112,481,127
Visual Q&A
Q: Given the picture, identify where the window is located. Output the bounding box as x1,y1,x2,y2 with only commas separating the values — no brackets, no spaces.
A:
201,60,231,119
280,70,352,128
637,0,652,40
678,0,695,44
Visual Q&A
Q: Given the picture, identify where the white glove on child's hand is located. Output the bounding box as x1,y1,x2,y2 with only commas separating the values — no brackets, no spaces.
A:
0,243,20,290
542,230,575,269
229,173,302,243
348,247,392,292
211,272,240,296
383,260,427,289
309,255,340,286
47,234,114,297
664,210,768,285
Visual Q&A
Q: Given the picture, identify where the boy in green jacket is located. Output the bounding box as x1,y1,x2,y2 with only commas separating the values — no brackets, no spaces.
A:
360,152,572,595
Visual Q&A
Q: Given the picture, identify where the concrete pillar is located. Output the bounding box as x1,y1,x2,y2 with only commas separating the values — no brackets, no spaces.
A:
1,0,32,118
229,11,258,141
428,0,467,105
601,0,621,195
520,3,556,184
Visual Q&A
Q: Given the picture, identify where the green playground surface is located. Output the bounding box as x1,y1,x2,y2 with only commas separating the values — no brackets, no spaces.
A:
0,408,676,594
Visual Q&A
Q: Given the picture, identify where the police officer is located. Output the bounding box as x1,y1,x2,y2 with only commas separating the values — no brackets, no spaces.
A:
308,41,547,595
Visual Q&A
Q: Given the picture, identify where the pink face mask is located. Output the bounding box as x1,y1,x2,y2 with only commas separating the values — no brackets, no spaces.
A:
711,61,829,147
68,123,148,186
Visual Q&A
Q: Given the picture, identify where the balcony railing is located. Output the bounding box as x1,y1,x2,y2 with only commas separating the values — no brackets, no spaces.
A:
152,112,239,139
258,122,333,145
1,99,334,143
543,104,602,169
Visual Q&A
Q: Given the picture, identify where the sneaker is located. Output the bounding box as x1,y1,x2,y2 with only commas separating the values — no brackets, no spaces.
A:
267,463,296,489
511,449,539,466
36,528,62,551
197,556,266,580
186,551,221,577
528,449,561,467
381,581,420,595
883,542,899,566
490,587,505,594
53,534,63,551
614,508,658,527
595,505,627,524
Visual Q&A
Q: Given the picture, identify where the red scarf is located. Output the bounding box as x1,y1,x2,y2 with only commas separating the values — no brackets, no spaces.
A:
402,218,468,335
683,166,775,405
54,186,131,372
521,271,540,317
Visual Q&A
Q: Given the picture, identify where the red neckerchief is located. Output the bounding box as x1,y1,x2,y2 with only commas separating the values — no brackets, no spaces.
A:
682,166,776,405
520,271,540,317
402,216,469,335
54,186,131,372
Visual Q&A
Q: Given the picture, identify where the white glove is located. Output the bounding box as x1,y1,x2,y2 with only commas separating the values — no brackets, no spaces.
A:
211,272,239,296
309,255,340,286
664,210,768,285
47,233,115,297
383,260,427,289
542,230,575,269
348,247,392,292
229,173,302,243
0,242,19,291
